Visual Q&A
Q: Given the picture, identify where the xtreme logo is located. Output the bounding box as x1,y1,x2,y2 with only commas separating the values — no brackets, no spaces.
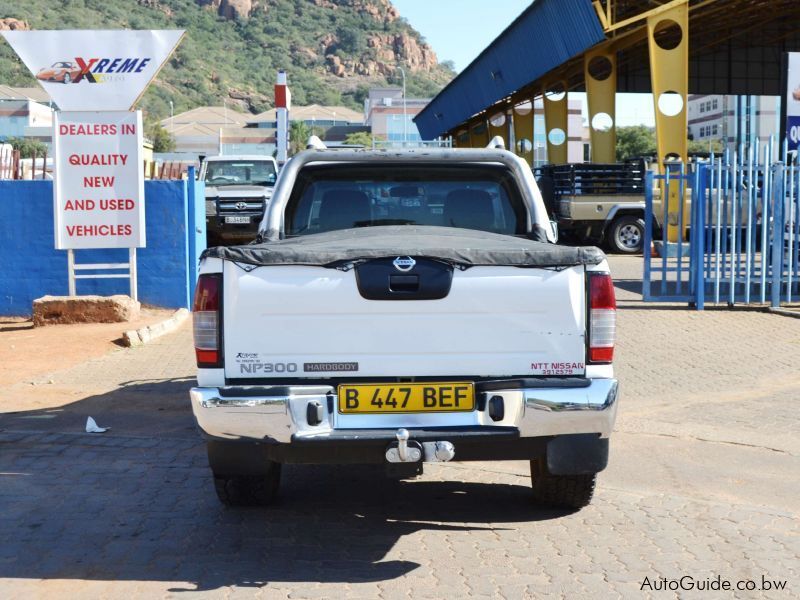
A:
36,57,152,84
73,57,152,82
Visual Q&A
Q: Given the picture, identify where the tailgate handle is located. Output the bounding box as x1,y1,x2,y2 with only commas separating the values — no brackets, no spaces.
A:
389,275,419,293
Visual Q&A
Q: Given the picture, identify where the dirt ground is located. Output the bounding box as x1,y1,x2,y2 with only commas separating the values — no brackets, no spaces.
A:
0,308,177,387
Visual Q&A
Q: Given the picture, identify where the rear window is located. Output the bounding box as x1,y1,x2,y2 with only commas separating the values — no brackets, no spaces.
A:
284,164,527,237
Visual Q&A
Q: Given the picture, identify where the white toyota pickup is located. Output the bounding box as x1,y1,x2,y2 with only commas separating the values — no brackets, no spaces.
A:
190,147,618,510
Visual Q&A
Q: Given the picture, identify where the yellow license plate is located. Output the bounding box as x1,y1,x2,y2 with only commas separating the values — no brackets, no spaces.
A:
338,382,475,414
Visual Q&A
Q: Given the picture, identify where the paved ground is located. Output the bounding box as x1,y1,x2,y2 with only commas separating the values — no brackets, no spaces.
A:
1,256,798,599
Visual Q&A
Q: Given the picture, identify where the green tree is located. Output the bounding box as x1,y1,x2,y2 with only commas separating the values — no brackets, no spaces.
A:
290,120,312,155
4,137,48,158
342,84,370,108
290,120,329,154
615,126,656,161
343,131,374,148
688,138,723,154
440,60,457,73
147,122,176,153
336,26,363,54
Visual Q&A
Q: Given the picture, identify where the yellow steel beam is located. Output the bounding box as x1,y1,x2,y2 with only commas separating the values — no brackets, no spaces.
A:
543,83,569,165
454,129,469,148
647,1,689,242
592,1,610,30
603,0,693,33
468,120,490,148
512,100,535,165
487,110,511,148
584,45,617,163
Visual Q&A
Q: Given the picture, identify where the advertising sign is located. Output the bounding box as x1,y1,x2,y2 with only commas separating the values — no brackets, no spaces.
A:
787,52,800,151
0,30,183,111
53,111,144,249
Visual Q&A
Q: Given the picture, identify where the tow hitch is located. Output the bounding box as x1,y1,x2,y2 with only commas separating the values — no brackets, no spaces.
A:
385,428,456,464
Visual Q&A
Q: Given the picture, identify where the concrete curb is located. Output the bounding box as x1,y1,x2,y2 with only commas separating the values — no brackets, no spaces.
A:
122,308,190,347
767,307,800,319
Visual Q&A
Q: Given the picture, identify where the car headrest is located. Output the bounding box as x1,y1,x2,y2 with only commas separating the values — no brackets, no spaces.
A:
317,189,371,232
443,189,495,231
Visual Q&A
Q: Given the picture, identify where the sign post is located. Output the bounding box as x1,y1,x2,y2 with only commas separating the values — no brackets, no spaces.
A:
1,29,184,299
275,70,291,165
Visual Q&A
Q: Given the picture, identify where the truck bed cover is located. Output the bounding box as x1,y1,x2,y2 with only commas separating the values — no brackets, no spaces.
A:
201,225,605,268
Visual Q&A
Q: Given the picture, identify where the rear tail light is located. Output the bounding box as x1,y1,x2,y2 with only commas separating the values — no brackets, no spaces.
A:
193,274,222,367
589,273,616,363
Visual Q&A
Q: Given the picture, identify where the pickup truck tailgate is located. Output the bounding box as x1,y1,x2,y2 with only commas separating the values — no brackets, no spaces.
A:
223,263,587,379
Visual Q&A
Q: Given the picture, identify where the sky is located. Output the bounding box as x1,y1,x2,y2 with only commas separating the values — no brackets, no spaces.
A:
391,0,655,127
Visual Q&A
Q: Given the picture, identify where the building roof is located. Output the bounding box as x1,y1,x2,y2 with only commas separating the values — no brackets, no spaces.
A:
167,121,276,138
248,104,363,125
168,122,223,137
161,106,249,128
0,85,51,103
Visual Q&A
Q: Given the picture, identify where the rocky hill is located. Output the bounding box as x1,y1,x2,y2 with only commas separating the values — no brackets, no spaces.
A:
0,0,453,120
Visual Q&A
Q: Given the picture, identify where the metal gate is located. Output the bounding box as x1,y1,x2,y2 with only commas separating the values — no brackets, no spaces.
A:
644,142,800,309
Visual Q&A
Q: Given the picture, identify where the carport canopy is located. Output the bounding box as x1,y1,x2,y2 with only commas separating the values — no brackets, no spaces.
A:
415,0,800,141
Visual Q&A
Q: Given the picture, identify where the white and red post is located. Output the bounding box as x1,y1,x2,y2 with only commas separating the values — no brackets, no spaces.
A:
275,70,292,165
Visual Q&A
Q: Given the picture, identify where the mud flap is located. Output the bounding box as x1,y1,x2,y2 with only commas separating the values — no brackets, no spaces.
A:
546,434,609,475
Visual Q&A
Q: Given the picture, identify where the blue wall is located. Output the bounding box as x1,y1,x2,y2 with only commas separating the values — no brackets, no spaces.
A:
0,179,206,316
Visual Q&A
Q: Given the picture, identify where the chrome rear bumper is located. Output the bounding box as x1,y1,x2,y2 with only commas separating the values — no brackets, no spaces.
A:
189,379,618,444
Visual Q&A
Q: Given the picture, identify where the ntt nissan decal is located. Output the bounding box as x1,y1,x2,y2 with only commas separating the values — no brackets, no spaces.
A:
0,30,184,111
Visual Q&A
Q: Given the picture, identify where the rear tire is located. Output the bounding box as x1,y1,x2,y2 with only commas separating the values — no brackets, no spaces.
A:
207,441,281,506
213,469,281,507
607,215,645,254
530,460,596,509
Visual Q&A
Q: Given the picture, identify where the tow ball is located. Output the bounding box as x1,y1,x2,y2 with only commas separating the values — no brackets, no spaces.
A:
385,428,456,464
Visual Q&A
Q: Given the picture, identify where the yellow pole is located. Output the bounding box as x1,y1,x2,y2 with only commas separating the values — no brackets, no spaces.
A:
584,48,617,163
512,100,535,165
487,111,509,148
469,120,490,148
543,82,569,164
647,1,689,242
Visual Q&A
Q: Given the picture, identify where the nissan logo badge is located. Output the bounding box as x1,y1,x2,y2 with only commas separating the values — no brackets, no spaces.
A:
393,256,416,272
235,201,248,211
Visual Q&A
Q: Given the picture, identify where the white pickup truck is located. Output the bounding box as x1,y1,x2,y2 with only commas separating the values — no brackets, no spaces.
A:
190,147,618,510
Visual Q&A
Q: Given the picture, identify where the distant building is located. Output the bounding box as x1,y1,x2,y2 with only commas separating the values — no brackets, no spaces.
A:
688,95,780,152
0,86,54,147
162,104,369,157
247,104,363,129
160,106,274,157
246,104,365,144
365,87,430,144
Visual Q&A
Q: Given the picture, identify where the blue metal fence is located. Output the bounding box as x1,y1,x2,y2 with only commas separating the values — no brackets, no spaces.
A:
643,142,800,309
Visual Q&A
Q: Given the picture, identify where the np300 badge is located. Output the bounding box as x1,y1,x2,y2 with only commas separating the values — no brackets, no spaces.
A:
393,256,416,272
